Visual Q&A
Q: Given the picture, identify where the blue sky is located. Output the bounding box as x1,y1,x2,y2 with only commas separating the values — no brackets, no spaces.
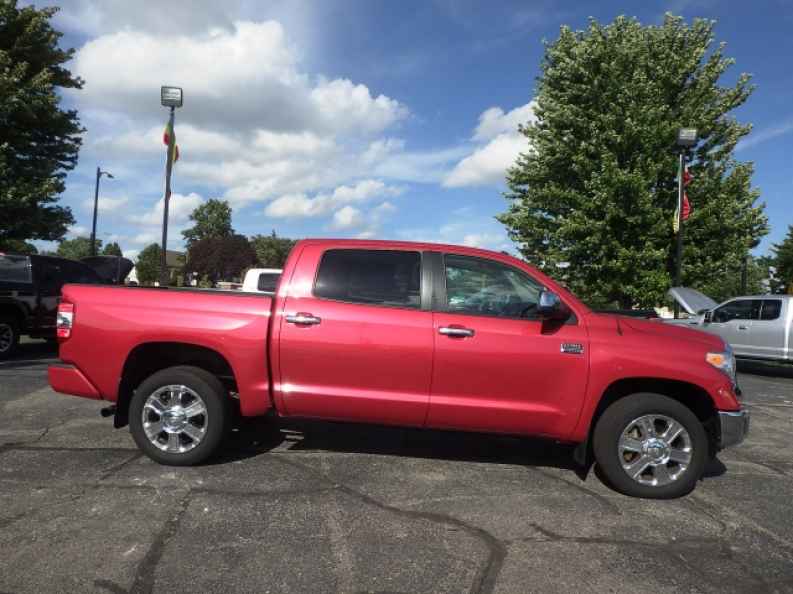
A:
38,0,793,260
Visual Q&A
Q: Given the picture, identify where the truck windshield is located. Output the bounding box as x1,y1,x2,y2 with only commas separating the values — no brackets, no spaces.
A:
0,255,32,283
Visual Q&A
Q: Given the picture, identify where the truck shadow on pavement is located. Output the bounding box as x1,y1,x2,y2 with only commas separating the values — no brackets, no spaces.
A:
737,359,793,379
218,415,728,484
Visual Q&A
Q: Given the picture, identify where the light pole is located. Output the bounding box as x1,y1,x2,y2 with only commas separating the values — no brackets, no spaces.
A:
674,127,697,318
159,86,183,286
90,166,114,256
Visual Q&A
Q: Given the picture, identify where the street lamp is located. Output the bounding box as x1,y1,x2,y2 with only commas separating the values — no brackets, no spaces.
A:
159,85,183,286
673,127,697,318
90,167,114,256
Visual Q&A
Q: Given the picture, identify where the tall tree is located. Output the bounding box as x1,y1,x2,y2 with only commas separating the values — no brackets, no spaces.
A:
102,242,123,257
770,225,793,294
250,231,297,268
0,238,37,254
499,15,768,308
56,236,99,260
181,199,233,247
0,1,83,245
186,235,256,283
135,243,161,285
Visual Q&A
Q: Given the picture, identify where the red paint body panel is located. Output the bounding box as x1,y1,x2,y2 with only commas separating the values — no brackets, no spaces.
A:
55,285,273,417
48,364,101,400
49,238,740,445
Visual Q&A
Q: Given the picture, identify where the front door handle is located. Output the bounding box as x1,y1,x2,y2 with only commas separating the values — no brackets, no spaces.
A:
285,312,321,326
439,326,475,338
737,325,749,330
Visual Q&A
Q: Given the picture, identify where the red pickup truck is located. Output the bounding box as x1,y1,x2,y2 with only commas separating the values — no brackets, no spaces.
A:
49,239,748,498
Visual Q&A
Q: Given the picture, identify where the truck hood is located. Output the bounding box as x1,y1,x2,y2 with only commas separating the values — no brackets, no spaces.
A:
618,315,725,351
667,287,718,315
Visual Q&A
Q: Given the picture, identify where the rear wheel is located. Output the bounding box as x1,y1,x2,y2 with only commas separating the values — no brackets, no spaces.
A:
129,366,230,465
593,393,707,499
0,316,20,360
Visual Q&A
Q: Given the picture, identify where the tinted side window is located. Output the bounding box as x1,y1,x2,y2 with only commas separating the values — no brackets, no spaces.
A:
714,299,761,322
0,255,32,283
63,261,101,284
257,273,280,292
444,254,543,318
314,249,421,309
760,300,782,321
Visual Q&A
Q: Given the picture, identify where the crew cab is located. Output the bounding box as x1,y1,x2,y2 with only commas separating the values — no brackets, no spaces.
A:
49,240,748,498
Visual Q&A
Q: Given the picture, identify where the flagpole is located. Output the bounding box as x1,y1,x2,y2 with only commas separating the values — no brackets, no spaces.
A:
673,150,685,318
159,105,175,287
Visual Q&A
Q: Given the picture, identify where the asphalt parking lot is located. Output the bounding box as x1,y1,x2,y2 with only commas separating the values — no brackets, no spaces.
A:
1,341,792,593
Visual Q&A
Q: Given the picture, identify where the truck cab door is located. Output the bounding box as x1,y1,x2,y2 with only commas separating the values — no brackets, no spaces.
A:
706,299,761,357
274,246,433,427
741,299,786,360
426,253,588,439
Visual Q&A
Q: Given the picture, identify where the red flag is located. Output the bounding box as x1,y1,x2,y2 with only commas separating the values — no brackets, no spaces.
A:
682,167,692,221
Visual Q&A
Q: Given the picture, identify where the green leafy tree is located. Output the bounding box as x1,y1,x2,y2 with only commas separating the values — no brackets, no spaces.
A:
181,199,233,247
0,1,83,245
769,225,793,294
135,243,161,285
250,231,297,268
56,236,99,260
101,241,123,257
186,235,257,283
0,238,37,254
498,15,767,308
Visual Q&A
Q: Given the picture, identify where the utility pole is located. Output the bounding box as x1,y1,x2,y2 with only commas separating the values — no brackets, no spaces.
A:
673,128,697,318
90,166,114,257
673,150,684,319
160,105,176,287
159,86,183,287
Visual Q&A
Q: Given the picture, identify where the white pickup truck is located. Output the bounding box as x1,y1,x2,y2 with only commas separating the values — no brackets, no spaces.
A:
667,287,793,363
240,268,282,293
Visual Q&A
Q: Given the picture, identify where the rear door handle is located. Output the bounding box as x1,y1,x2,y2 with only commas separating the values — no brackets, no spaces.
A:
738,325,749,330
439,326,475,338
285,312,321,326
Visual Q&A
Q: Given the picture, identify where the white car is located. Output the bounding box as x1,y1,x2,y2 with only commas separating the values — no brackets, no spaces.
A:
241,268,282,293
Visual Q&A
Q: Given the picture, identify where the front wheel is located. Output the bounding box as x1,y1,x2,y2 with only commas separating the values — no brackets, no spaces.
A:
129,366,230,465
593,393,708,499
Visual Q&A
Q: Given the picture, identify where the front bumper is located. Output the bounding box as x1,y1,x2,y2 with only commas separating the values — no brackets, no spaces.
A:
718,409,750,449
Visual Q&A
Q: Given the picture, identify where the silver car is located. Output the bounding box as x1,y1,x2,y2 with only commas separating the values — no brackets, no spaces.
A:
667,287,793,363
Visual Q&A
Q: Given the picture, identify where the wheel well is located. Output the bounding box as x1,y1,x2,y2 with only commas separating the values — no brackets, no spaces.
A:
115,342,237,428
0,304,25,325
576,377,719,465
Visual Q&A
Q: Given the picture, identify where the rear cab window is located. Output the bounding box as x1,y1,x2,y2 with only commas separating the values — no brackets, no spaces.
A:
0,255,32,283
760,300,782,321
313,249,421,309
257,273,280,292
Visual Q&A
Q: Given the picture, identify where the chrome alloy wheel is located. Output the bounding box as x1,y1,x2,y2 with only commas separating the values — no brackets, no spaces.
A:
0,323,12,353
141,385,208,454
617,414,693,487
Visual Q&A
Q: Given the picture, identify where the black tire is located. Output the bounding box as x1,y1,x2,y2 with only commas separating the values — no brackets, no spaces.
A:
0,316,20,360
129,365,230,466
593,393,708,499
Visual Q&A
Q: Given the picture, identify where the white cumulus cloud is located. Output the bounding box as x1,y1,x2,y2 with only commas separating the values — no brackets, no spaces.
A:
443,101,536,188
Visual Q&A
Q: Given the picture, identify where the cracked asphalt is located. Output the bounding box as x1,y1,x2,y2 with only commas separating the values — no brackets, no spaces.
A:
2,341,793,593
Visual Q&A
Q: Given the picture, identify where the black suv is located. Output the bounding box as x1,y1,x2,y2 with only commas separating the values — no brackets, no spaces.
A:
0,254,133,359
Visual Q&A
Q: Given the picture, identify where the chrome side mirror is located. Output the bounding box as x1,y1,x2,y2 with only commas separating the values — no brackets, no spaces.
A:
537,290,571,321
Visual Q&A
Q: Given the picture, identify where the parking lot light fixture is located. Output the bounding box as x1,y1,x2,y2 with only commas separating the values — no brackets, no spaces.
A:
677,127,698,147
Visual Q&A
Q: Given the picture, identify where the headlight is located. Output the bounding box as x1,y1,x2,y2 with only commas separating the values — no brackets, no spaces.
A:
706,344,736,386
